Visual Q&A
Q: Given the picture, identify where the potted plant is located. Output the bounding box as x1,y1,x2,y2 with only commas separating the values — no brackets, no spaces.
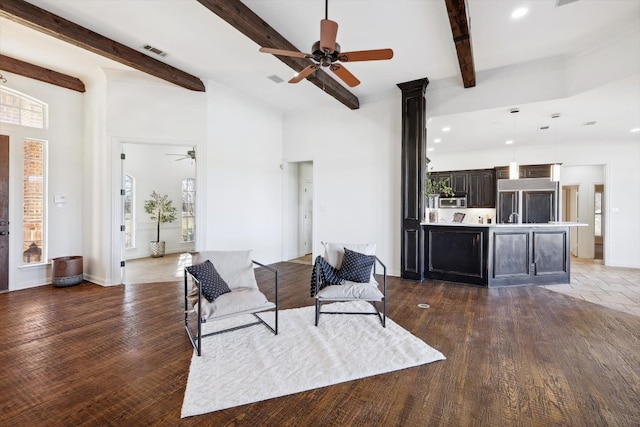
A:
425,171,454,223
144,191,178,257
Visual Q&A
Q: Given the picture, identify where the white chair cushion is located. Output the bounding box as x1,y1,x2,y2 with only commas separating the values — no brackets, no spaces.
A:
316,281,384,300
191,250,258,290
190,287,272,319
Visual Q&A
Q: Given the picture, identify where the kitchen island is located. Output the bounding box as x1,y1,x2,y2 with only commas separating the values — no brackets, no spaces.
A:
421,222,585,287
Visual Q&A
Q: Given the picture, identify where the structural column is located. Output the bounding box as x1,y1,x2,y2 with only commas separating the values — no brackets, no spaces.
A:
397,78,429,280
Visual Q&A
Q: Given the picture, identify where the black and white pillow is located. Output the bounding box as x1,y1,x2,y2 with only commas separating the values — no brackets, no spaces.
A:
186,260,231,302
338,248,376,283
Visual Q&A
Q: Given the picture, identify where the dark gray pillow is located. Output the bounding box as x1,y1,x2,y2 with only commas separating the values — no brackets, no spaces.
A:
186,260,231,302
338,248,375,283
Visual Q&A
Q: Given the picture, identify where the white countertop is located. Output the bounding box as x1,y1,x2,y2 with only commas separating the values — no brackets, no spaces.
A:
420,221,588,227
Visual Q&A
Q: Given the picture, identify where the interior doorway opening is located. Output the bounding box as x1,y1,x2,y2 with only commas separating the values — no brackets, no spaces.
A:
561,165,605,262
594,184,604,260
120,142,196,284
285,161,313,264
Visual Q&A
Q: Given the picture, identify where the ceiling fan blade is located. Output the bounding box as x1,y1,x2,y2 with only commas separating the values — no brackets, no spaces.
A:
338,49,394,62
259,47,310,59
320,19,338,53
289,65,319,84
330,64,360,87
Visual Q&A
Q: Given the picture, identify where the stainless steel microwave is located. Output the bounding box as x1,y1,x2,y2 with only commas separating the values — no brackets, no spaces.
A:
439,196,467,209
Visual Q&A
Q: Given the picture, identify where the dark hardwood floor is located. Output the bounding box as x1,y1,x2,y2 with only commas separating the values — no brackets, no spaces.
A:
1,262,639,426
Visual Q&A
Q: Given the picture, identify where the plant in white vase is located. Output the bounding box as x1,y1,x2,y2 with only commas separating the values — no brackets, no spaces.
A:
144,191,178,257
425,171,454,222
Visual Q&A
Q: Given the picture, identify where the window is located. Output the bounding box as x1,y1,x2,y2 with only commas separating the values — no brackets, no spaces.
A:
22,139,46,264
124,174,135,248
594,186,603,237
0,87,47,129
182,178,195,242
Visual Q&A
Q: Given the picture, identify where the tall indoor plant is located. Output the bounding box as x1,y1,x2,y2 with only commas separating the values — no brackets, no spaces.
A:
144,191,178,257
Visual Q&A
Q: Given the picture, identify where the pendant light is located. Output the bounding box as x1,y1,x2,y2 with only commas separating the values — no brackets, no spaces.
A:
509,108,520,179
550,113,561,182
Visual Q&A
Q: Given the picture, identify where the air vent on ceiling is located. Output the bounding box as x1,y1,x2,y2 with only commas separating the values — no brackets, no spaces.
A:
582,121,597,126
539,125,550,130
267,75,285,84
143,44,168,57
556,0,580,7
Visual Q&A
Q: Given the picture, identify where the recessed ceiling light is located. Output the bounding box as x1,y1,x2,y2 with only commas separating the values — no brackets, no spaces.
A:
505,140,514,145
630,127,640,133
434,138,442,143
511,7,529,19
442,127,451,132
427,147,435,152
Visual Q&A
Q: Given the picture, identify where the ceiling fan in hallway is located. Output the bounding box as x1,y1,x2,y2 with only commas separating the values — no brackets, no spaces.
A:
259,0,393,87
165,147,196,162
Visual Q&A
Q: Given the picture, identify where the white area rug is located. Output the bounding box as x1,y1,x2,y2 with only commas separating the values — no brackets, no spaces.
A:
181,301,445,418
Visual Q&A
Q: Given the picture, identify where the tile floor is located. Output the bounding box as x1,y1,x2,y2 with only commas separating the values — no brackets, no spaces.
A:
541,257,640,317
124,253,639,317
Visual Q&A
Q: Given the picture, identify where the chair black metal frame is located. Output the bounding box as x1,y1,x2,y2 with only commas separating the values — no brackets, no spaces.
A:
184,260,278,356
314,256,386,327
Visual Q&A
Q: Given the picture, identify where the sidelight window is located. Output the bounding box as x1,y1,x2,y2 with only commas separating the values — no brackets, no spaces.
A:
181,178,195,242
23,139,47,264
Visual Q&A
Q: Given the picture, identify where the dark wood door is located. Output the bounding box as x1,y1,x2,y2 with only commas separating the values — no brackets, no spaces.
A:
1,135,8,290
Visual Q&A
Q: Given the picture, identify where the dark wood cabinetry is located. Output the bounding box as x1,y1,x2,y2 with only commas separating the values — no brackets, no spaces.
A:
495,164,552,179
423,224,571,287
468,169,496,208
451,173,468,194
430,168,496,208
489,226,569,286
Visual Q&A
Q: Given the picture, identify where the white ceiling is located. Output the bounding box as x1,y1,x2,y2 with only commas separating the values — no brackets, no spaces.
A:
1,0,639,153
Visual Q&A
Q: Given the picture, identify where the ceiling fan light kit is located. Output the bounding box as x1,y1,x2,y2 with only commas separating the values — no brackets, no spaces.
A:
259,0,393,88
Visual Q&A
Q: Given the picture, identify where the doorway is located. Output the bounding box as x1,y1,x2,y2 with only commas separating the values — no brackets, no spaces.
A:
0,135,8,290
594,184,604,260
562,185,579,257
561,165,605,260
120,142,196,284
285,161,314,263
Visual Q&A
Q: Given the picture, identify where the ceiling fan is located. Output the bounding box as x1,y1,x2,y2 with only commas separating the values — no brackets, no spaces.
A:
166,147,196,162
259,0,393,87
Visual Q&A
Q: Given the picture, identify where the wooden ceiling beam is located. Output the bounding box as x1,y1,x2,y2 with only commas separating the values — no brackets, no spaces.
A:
197,0,359,110
0,0,205,92
0,54,85,92
444,0,476,88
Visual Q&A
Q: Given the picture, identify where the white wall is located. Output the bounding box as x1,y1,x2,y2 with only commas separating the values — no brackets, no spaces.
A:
83,69,206,285
202,82,283,264
1,72,84,290
284,96,402,275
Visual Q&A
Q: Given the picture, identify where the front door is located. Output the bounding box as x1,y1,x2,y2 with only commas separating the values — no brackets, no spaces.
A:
0,135,9,290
